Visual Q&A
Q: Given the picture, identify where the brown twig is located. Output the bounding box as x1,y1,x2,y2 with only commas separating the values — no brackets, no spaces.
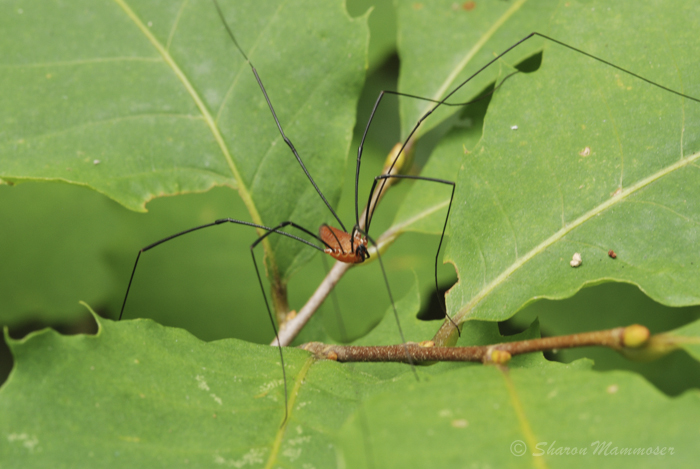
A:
299,325,651,365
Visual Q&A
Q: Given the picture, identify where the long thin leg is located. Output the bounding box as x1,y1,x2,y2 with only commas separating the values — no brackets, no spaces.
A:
246,220,350,424
212,0,347,233
320,254,347,342
364,174,458,334
249,246,289,425
247,219,334,425
249,220,332,251
355,228,419,381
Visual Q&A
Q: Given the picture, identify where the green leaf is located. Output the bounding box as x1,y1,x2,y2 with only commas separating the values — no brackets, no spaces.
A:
0,0,368,282
0,313,316,466
391,1,700,336
347,0,397,71
2,305,698,466
337,361,700,468
432,0,700,329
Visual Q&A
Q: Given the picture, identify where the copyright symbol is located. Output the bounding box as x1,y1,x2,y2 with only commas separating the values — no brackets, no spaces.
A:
510,440,527,456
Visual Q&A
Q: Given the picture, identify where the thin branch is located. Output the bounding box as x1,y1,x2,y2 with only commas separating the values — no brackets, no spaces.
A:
298,325,651,364
273,260,351,346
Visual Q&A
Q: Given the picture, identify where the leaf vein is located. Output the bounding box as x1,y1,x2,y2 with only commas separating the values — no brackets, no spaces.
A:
11,113,204,144
0,57,162,68
265,355,314,468
165,0,190,51
455,149,700,323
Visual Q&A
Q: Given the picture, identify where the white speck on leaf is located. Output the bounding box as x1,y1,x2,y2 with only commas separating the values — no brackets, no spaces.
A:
213,447,266,467
283,447,302,461
451,419,468,428
570,252,582,267
257,379,283,396
196,375,210,391
7,433,39,452
288,436,311,446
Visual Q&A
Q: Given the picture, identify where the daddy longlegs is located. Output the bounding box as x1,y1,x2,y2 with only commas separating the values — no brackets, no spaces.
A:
118,0,463,422
118,1,700,425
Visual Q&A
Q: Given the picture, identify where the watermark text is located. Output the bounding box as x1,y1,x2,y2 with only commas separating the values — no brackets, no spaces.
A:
510,440,675,457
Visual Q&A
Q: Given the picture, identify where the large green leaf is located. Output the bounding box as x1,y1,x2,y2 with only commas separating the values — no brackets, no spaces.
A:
337,361,700,468
377,0,700,341
442,0,700,331
0,314,313,466
0,0,368,283
2,301,699,466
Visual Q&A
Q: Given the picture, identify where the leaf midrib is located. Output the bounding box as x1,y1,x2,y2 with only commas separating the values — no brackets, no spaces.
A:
500,368,547,469
112,0,261,224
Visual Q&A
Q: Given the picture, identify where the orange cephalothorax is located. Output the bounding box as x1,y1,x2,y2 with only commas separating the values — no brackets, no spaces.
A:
319,225,369,264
